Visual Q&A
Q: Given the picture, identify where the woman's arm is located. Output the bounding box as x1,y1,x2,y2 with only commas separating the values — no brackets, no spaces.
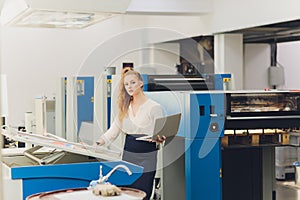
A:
96,119,121,146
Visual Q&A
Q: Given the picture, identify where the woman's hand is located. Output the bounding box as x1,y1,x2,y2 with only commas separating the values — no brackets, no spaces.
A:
95,138,105,146
78,141,89,149
151,135,166,144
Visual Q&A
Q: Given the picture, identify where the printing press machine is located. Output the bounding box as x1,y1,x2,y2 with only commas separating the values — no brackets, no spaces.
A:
52,73,299,200
145,89,300,200
1,127,143,200
106,73,224,200
222,91,300,200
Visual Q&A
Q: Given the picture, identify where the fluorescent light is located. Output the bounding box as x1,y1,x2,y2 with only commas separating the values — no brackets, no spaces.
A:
5,0,131,29
25,0,132,13
9,8,115,29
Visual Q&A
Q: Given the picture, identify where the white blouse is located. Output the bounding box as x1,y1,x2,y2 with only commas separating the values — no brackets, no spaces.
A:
101,99,164,144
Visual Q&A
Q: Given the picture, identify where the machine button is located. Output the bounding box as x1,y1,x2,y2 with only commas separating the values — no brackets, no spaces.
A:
210,122,219,132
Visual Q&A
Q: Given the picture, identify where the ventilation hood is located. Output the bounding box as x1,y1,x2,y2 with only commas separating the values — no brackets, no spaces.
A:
7,0,132,29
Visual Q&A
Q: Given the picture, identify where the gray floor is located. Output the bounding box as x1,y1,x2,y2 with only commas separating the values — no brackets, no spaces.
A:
276,180,300,200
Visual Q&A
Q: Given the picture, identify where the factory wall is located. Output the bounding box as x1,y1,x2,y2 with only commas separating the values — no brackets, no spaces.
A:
210,0,300,34
244,42,300,90
2,16,121,126
1,14,200,127
277,41,300,90
244,44,270,90
3,0,300,126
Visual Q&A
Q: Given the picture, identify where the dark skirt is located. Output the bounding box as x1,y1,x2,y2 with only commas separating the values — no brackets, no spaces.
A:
122,134,158,200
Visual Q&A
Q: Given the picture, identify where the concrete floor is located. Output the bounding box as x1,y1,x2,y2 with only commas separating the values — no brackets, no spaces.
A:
276,180,300,200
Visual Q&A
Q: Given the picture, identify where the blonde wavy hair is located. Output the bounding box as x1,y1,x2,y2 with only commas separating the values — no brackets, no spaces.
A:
118,67,144,122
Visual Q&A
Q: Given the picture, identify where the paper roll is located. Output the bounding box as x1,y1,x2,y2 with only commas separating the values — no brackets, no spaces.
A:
25,112,33,133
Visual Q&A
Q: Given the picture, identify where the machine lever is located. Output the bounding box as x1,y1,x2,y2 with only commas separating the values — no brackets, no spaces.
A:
210,105,217,117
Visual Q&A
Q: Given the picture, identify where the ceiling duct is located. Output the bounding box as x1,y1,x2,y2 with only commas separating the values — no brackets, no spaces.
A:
8,0,132,29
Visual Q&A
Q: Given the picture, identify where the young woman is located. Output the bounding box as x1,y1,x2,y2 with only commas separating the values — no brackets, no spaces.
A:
96,67,165,199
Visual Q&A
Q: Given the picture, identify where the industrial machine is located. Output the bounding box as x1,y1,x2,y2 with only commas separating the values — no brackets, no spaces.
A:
146,90,300,200
276,132,300,180
223,91,300,199
105,73,232,199
1,127,143,200
55,76,95,142
104,72,300,200
0,73,149,200
146,91,224,200
52,70,300,200
222,91,300,200
143,74,214,91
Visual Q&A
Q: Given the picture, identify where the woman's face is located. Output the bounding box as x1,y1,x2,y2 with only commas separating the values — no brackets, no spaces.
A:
124,74,143,96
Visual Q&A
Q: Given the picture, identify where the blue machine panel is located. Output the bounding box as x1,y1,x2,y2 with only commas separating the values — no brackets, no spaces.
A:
77,77,94,131
109,89,225,200
185,138,222,200
214,74,232,90
10,161,143,200
185,92,224,200
189,93,225,139
142,74,148,91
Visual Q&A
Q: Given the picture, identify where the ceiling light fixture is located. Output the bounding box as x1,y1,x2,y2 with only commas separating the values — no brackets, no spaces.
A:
10,9,115,29
7,0,132,29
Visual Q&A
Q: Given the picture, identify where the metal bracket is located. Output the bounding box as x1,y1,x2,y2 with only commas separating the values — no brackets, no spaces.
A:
24,145,66,165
